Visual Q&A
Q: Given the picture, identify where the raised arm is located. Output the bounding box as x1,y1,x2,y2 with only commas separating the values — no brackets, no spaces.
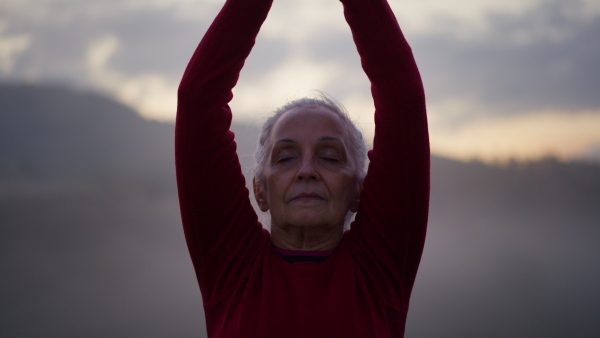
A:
342,0,430,311
175,0,273,306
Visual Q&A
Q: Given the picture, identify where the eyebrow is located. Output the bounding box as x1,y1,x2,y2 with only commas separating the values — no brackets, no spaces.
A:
274,138,296,145
318,136,344,143
273,136,344,145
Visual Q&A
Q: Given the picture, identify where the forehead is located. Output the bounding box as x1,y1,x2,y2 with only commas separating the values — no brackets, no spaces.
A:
270,105,349,142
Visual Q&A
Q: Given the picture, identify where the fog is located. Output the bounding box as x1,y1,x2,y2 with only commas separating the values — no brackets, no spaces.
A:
1,84,599,337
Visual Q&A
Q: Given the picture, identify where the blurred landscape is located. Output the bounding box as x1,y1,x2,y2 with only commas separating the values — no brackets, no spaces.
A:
1,83,599,337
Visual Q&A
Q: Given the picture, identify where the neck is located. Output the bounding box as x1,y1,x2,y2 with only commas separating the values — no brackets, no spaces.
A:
270,224,343,251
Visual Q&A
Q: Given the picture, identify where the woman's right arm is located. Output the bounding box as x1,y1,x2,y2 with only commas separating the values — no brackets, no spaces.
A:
175,0,273,306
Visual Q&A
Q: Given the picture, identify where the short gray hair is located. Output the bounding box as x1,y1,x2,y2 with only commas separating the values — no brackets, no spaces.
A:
254,93,367,188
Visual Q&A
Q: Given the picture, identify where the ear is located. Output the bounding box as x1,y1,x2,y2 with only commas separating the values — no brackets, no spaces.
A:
349,180,364,213
253,177,269,212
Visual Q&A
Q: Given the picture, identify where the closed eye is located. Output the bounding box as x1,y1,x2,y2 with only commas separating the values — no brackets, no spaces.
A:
277,157,295,163
272,145,299,164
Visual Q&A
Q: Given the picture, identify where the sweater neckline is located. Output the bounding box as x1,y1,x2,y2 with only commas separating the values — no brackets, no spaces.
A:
274,247,335,257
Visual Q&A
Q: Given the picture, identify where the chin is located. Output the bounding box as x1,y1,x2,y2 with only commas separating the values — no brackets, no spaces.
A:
289,214,341,229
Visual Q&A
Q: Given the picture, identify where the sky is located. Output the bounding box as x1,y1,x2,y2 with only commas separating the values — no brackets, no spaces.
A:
1,0,600,163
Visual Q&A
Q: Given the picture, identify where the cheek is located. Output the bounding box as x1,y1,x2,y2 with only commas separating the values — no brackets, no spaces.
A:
265,172,288,200
329,174,359,201
344,173,360,196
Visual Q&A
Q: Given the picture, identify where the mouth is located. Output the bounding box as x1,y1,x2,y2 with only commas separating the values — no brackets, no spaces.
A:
290,193,326,202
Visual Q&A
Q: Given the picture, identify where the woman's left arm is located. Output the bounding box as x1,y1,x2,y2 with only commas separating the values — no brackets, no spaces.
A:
342,0,429,311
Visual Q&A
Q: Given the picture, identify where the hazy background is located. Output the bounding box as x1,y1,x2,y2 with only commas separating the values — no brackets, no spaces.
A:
2,84,599,337
2,0,600,337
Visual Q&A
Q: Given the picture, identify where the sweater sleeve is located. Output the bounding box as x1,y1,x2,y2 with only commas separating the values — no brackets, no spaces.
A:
175,0,273,307
341,0,430,313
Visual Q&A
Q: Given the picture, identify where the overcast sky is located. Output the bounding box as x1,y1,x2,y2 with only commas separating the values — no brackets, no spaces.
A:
2,0,599,163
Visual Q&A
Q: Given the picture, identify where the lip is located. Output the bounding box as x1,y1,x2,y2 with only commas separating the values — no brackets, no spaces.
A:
290,192,326,202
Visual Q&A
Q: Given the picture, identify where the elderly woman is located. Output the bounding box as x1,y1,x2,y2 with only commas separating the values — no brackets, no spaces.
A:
175,0,429,336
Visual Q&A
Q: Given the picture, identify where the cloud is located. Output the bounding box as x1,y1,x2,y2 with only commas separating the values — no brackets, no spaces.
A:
391,0,541,37
428,102,600,162
392,0,600,40
5,0,599,115
1,0,221,25
0,0,219,76
1,1,207,120
260,0,347,42
2,0,600,162
84,34,178,121
115,75,178,120
399,0,600,163
86,34,119,72
232,55,347,117
0,22,31,73
414,0,600,113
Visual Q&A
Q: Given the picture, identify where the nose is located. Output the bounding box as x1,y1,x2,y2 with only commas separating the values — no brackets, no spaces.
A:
296,157,319,181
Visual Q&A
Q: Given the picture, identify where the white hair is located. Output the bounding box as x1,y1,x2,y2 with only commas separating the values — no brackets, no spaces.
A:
254,93,367,189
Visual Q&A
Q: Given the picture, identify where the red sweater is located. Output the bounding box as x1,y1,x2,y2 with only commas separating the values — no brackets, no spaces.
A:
175,0,429,337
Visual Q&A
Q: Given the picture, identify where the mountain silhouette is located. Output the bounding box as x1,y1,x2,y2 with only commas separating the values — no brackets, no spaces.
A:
1,83,598,337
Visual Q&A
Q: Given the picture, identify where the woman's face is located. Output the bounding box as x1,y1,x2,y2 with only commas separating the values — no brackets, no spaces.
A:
255,105,360,231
